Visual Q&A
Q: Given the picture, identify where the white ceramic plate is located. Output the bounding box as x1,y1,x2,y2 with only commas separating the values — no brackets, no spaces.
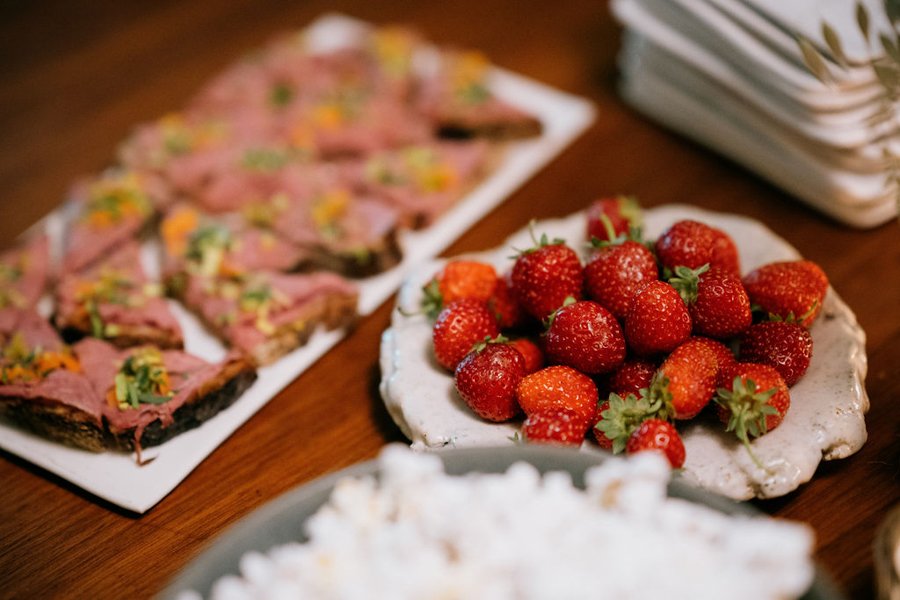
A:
617,32,898,228
379,204,870,500
0,13,595,514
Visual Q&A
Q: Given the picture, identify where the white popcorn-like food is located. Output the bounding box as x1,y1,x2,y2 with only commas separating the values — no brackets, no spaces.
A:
197,446,816,600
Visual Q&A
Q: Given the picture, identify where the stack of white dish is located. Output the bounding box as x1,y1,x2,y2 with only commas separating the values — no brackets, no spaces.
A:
611,0,899,228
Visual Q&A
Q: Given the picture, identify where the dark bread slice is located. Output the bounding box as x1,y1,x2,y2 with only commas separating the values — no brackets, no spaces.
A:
0,369,108,452
437,116,543,141
293,228,403,279
56,321,184,351
0,393,107,452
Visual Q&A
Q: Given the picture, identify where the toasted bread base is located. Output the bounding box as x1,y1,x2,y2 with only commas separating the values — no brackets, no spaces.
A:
0,397,106,452
56,320,184,350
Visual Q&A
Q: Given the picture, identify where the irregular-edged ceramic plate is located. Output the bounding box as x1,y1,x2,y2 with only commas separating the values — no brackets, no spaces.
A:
379,204,869,500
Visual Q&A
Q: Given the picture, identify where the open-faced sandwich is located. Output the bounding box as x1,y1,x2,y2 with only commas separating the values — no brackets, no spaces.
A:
54,241,184,349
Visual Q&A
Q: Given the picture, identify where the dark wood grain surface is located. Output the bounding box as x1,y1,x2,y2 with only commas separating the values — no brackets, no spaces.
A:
1,1,898,598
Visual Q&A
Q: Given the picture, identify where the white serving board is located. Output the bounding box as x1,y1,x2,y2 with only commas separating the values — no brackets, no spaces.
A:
0,13,595,514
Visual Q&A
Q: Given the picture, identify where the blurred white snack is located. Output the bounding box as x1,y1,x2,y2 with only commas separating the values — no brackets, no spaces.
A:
199,445,815,600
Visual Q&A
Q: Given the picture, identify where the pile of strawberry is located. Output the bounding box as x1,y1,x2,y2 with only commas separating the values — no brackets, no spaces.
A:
421,197,828,468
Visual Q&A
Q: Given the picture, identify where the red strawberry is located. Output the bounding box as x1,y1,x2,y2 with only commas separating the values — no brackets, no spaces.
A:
544,300,626,375
608,358,658,397
516,365,599,428
432,299,500,371
688,336,737,387
710,227,741,275
656,220,740,275
669,264,751,339
742,260,828,327
715,362,791,464
584,239,658,320
594,390,662,453
624,280,692,356
488,273,527,330
585,195,642,243
653,338,719,420
454,340,526,422
738,321,813,386
523,408,589,446
510,232,583,321
422,260,498,318
625,418,686,468
507,337,544,374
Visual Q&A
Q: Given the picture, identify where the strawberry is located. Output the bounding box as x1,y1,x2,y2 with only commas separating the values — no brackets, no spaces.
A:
516,365,599,429
544,299,626,375
737,321,813,386
742,260,828,327
422,259,498,318
585,195,642,243
594,390,662,453
715,362,790,464
653,337,719,420
432,299,500,371
623,280,692,356
507,337,544,374
510,231,583,321
487,273,527,330
454,340,526,422
523,408,589,446
668,264,751,339
608,358,658,397
584,239,658,320
688,336,737,387
655,220,739,275
710,227,741,275
625,418,686,468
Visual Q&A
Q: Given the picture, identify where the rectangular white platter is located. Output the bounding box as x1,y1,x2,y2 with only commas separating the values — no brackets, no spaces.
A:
0,13,596,513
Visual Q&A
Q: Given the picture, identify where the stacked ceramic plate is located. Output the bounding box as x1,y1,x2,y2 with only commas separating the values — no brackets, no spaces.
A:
611,0,900,228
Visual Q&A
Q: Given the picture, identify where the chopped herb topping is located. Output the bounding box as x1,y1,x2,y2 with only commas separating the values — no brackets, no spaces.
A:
185,224,233,277
270,82,294,107
241,148,291,171
110,348,174,410
83,172,153,228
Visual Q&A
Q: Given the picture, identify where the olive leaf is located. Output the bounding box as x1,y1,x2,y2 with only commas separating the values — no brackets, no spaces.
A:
797,37,834,84
823,23,849,67
857,1,871,43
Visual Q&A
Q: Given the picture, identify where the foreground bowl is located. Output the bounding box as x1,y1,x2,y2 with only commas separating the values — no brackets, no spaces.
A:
158,445,846,600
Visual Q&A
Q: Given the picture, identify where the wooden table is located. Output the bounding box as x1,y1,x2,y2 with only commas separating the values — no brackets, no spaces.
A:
1,1,897,598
